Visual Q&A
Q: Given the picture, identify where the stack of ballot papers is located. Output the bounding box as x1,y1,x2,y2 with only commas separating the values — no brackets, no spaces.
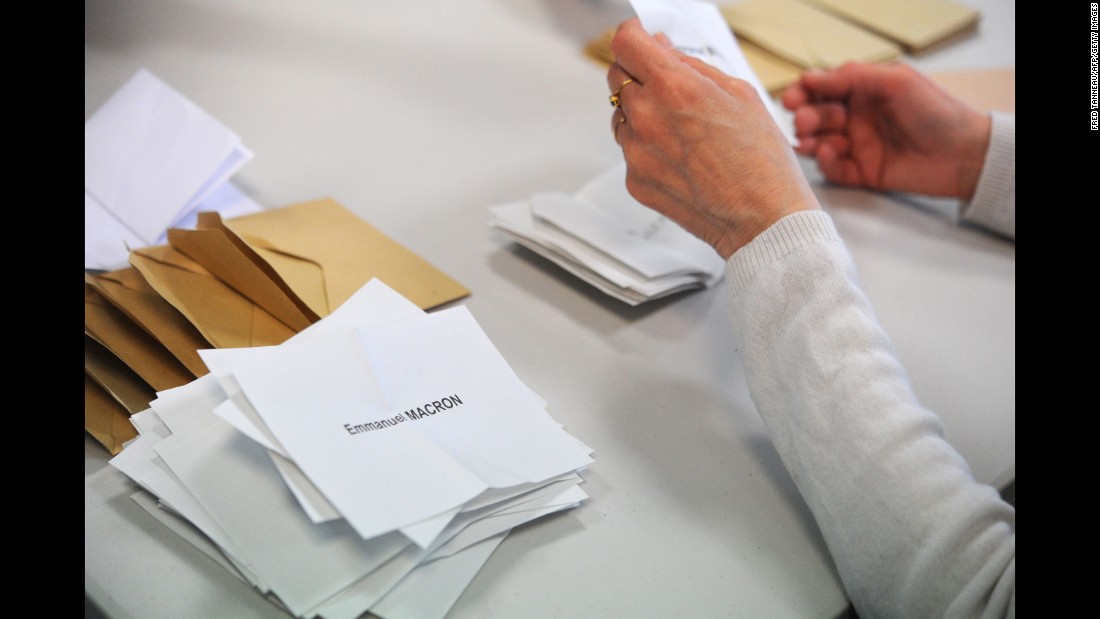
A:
109,279,594,619
86,68,265,271
489,162,727,306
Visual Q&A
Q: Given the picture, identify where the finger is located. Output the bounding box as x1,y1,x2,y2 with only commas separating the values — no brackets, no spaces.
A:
816,134,850,159
611,108,629,145
793,103,848,136
816,143,862,186
607,77,639,114
799,62,902,102
797,66,856,102
606,62,639,94
609,18,686,86
781,80,810,111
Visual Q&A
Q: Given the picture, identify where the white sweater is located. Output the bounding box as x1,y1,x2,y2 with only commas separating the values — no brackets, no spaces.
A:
724,114,1016,617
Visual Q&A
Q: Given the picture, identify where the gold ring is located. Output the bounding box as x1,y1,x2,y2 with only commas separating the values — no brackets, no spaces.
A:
609,78,635,108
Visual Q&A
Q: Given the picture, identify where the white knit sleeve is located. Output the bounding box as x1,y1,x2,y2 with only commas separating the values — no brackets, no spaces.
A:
726,210,1015,617
961,112,1015,240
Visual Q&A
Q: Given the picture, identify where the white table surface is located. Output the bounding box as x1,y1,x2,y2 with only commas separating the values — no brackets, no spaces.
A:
85,1,1015,617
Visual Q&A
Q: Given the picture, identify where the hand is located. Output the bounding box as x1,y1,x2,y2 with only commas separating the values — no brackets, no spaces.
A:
607,18,819,259
781,62,992,201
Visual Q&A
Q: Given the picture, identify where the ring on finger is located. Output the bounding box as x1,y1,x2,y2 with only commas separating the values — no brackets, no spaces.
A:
609,78,635,108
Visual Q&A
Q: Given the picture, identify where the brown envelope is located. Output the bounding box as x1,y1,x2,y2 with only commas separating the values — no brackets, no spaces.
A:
799,0,979,53
85,372,139,456
129,244,297,349
739,38,804,96
85,281,194,392
86,269,211,377
168,211,318,332
85,335,157,415
721,0,902,70
222,198,470,315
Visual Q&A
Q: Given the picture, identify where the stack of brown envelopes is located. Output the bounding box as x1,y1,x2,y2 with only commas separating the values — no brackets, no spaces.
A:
85,197,470,454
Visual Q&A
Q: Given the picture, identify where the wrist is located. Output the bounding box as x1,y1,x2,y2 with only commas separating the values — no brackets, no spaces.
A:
717,200,822,260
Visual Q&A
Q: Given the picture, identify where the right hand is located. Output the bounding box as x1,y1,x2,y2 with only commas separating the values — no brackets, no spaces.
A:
608,19,820,259
781,62,992,201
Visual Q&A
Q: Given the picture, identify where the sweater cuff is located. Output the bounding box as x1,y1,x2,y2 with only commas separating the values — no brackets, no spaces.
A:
961,112,1015,239
725,210,842,295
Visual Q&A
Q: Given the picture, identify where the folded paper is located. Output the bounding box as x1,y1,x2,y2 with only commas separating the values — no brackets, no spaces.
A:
84,68,257,270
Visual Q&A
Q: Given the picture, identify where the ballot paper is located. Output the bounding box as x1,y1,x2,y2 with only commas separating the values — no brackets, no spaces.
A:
489,162,727,305
630,0,795,145
109,279,592,619
85,68,261,270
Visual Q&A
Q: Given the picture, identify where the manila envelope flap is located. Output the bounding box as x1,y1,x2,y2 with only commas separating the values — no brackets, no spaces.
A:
86,269,210,377
85,335,158,415
721,0,901,69
85,281,195,391
85,372,139,456
168,211,318,331
222,198,470,316
129,245,297,349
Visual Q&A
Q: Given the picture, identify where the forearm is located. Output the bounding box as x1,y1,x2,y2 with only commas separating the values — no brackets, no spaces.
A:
725,211,1015,617
961,112,1015,240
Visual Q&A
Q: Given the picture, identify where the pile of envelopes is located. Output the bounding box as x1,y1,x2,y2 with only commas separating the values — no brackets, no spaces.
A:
490,162,727,306
86,198,472,455
108,279,594,619
585,0,980,95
